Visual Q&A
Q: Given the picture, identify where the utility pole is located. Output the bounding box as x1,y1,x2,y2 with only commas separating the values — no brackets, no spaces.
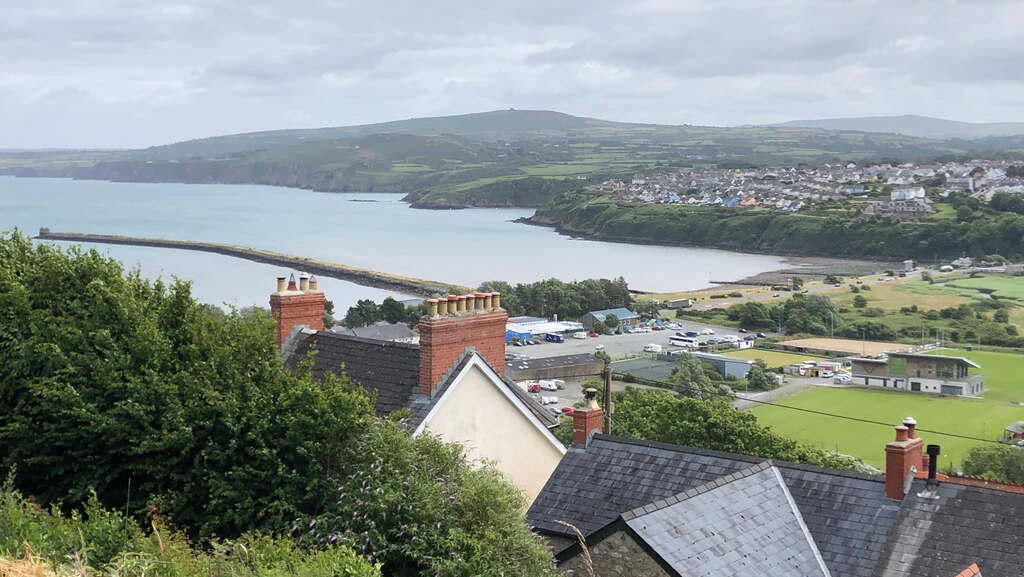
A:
602,364,612,435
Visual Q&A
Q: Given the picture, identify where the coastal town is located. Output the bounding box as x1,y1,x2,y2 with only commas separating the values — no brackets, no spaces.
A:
598,159,1024,218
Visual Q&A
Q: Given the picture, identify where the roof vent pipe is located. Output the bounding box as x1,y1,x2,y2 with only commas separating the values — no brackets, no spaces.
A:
926,444,940,484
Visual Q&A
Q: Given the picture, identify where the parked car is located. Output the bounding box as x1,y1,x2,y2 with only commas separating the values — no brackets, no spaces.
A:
512,340,523,347
539,380,558,391
652,326,664,331
544,333,565,343
527,383,541,393
701,328,715,335
548,407,562,416
590,332,600,338
595,344,605,351
834,374,852,384
561,407,575,416
739,328,748,333
756,332,767,338
772,293,781,297
573,331,588,339
643,343,662,353
684,331,699,338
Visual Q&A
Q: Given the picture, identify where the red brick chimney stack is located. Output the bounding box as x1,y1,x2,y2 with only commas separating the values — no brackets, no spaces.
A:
885,417,924,500
269,273,326,347
572,388,604,445
418,292,507,397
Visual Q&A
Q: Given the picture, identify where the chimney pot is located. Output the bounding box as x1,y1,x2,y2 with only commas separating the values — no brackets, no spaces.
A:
475,293,487,310
456,295,467,313
446,295,459,315
286,273,297,291
492,292,501,309
438,298,448,315
427,299,439,317
276,276,287,293
299,273,310,291
903,416,918,439
894,425,909,442
308,276,318,291
573,388,604,445
483,293,493,309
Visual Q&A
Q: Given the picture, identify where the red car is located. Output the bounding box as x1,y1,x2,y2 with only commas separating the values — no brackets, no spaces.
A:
560,407,575,416
589,332,600,338
527,384,541,393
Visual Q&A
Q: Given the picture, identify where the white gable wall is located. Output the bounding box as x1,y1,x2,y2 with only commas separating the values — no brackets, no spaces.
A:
419,360,565,503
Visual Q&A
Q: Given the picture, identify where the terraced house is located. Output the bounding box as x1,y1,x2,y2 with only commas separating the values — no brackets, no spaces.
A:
270,274,566,503
528,413,1021,577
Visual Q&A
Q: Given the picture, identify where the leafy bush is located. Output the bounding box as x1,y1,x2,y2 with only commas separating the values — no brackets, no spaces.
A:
0,230,374,538
961,444,1024,484
291,419,557,577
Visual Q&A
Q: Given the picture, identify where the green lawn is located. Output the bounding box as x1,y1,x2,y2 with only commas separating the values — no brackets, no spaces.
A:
752,387,1024,470
720,348,827,369
947,275,1024,300
753,347,1024,469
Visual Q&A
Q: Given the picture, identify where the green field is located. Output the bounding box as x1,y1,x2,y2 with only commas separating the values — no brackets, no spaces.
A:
753,347,1024,469
947,275,1024,300
752,387,1023,469
720,348,827,369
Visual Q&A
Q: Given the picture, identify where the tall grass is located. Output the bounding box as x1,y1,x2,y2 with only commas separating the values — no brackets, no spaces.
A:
0,485,380,577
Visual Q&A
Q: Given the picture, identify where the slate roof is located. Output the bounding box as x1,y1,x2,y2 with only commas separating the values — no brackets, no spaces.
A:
875,480,1024,577
286,331,557,429
331,322,417,342
621,462,830,577
286,331,420,415
528,434,902,577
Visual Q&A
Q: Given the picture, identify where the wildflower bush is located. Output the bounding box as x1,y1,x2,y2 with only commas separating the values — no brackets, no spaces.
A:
293,418,558,577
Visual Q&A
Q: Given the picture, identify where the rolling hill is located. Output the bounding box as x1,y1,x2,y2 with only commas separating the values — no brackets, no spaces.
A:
776,114,1024,140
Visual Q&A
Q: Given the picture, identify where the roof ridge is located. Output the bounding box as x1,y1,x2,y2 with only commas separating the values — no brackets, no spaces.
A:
589,434,886,484
620,461,773,521
316,329,421,350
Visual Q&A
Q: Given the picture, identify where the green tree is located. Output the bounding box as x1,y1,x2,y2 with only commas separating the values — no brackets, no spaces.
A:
293,419,556,577
790,277,804,290
0,231,375,539
853,294,869,308
824,274,842,285
726,301,772,328
603,312,620,330
668,353,730,400
344,299,381,327
994,308,1010,323
380,296,406,324
962,444,1024,484
745,364,775,390
323,299,336,328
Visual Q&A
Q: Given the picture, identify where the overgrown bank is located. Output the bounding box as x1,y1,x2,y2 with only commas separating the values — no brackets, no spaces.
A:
529,189,1024,260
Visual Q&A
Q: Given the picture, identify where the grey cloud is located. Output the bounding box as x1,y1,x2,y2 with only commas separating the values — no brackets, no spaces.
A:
1,0,1023,147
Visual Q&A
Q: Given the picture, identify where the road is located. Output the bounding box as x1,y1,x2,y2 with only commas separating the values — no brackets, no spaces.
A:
511,319,775,360
732,377,821,411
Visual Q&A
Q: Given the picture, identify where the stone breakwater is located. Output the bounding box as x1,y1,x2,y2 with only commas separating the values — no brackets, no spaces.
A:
35,230,468,297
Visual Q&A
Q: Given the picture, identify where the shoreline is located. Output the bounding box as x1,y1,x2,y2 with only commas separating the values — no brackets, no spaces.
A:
513,216,898,283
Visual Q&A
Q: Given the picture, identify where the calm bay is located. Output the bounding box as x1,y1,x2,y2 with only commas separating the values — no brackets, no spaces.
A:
0,177,790,309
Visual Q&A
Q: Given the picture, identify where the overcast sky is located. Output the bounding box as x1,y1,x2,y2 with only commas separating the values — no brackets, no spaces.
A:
2,0,1022,148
